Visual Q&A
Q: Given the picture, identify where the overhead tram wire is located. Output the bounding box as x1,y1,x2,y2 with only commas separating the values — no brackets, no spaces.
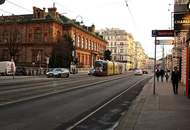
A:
6,0,32,13
50,0,76,15
0,8,13,15
124,0,138,30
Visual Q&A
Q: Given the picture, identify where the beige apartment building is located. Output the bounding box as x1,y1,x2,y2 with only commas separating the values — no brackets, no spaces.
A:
98,28,148,70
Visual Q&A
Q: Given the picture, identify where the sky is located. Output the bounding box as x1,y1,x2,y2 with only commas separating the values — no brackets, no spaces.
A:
0,0,174,58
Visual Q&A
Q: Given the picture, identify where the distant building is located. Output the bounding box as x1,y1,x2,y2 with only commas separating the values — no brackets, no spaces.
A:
0,6,107,69
98,28,148,70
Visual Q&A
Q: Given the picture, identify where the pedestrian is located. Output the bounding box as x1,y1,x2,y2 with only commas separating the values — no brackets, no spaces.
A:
171,67,180,95
156,69,160,82
160,69,165,82
165,70,169,82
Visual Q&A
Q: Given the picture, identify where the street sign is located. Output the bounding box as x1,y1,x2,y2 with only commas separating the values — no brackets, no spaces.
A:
152,30,174,37
155,40,175,45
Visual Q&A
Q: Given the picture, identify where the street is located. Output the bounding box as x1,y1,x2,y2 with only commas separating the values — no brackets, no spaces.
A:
0,72,152,130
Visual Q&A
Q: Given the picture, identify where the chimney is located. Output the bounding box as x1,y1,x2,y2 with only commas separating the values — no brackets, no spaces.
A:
88,24,95,32
91,24,95,32
33,6,46,19
48,7,57,18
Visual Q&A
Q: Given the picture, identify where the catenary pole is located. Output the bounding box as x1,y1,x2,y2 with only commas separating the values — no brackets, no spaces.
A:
153,36,157,95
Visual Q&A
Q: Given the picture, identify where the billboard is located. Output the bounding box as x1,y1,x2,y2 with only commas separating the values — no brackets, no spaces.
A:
174,13,190,32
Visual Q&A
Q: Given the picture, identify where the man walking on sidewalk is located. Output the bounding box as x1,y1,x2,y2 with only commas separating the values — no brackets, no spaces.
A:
171,66,180,95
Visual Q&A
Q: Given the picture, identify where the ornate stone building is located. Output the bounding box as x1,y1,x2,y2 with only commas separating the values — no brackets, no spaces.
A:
0,6,107,69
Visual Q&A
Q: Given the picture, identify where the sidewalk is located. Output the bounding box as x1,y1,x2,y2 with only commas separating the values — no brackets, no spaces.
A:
116,78,190,130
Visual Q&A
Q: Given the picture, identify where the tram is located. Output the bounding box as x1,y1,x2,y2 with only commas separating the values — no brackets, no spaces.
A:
93,60,125,76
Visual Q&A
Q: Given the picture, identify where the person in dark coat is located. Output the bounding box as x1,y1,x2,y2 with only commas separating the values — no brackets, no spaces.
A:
171,67,180,94
165,71,169,82
160,69,165,82
156,69,160,81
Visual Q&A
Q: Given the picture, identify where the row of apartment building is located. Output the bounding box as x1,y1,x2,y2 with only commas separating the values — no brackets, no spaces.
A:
0,6,148,71
172,0,190,97
99,28,148,70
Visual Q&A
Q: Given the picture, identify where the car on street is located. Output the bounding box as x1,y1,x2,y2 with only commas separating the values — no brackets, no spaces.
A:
15,66,27,76
46,68,70,78
88,68,95,75
134,69,143,75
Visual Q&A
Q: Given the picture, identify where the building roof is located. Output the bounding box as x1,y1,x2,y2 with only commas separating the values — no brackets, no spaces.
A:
0,6,107,43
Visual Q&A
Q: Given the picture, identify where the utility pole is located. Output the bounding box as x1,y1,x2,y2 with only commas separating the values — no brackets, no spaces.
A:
162,44,165,70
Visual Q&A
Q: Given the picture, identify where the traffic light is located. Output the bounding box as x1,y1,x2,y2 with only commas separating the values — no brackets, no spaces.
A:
0,0,5,5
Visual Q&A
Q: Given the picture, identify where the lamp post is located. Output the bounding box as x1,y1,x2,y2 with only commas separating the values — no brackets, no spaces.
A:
46,56,49,72
36,51,41,75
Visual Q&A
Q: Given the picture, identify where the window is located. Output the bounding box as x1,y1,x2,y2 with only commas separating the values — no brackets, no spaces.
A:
77,36,80,47
120,42,124,46
73,33,76,46
81,37,84,48
120,49,124,53
34,27,42,42
32,49,43,63
85,39,88,49
2,49,9,60
3,31,9,42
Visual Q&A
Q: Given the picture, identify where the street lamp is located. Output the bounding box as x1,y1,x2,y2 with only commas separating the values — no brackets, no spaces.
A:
36,51,41,75
46,56,49,72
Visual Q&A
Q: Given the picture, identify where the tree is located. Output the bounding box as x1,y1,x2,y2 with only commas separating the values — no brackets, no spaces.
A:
104,49,112,61
49,33,75,68
3,27,22,61
3,16,23,62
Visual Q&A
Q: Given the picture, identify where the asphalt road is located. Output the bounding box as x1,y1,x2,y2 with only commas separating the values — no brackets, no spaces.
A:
0,72,151,130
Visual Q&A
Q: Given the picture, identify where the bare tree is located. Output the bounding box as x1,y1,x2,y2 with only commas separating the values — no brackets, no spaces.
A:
49,33,74,68
3,16,22,61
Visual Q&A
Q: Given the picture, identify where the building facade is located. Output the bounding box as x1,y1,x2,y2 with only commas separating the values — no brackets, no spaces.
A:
98,28,148,70
0,6,107,70
174,0,190,96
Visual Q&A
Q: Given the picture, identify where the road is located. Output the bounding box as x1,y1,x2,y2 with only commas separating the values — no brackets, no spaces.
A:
0,72,152,130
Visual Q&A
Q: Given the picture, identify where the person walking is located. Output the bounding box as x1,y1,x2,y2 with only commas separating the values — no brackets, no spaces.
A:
171,67,180,95
160,69,165,82
165,70,169,82
156,69,160,82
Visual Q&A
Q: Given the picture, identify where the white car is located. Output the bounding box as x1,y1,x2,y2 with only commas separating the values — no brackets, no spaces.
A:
134,69,143,75
46,68,69,78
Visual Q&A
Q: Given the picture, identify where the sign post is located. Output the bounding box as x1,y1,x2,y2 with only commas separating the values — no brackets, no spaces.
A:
152,29,174,95
153,36,157,95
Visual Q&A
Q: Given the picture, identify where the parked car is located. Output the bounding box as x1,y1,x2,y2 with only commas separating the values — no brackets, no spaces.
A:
134,69,143,75
46,68,69,78
15,66,27,76
0,61,16,76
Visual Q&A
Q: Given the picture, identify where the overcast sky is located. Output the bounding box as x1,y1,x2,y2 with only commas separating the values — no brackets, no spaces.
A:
0,0,174,58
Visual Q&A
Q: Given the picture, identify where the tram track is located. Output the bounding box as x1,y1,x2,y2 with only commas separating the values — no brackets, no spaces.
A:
0,73,152,130
0,73,135,107
59,76,152,130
